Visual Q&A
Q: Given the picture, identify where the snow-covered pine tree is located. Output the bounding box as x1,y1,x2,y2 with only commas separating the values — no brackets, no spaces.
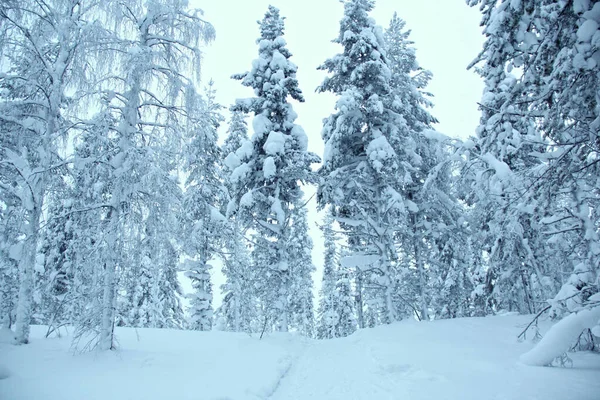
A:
228,6,319,332
465,0,556,315
317,0,405,325
0,201,19,329
220,110,256,332
334,261,357,337
468,0,600,358
37,197,77,329
318,2,451,323
384,13,469,322
316,211,339,339
316,210,357,338
287,199,316,337
183,82,226,331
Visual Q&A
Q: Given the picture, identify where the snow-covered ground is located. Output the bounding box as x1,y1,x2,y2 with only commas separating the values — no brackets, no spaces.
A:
1,315,598,400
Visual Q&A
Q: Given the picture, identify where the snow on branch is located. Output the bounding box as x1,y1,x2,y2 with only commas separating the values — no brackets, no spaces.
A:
520,305,600,366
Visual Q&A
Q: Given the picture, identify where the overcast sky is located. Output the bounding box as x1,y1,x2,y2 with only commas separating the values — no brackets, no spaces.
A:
189,0,486,308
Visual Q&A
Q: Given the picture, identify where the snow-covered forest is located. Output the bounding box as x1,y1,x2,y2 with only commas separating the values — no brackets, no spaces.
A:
1,0,599,394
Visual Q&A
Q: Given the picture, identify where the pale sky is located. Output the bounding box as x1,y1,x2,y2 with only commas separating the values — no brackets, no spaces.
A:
189,0,485,309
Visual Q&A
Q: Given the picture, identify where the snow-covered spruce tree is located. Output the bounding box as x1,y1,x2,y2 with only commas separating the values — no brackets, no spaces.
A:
70,0,214,349
0,201,19,329
465,0,557,315
316,211,340,339
117,212,184,330
228,6,319,332
183,82,227,331
220,110,256,332
0,0,108,344
155,243,186,329
468,0,600,359
69,108,119,346
384,13,436,133
287,199,316,337
318,2,452,323
36,197,77,329
385,13,469,322
468,0,600,316
219,238,255,332
335,261,358,337
316,210,357,338
317,0,405,325
223,110,249,194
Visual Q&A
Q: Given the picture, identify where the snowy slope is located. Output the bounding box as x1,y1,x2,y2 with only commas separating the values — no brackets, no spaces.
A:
1,315,599,400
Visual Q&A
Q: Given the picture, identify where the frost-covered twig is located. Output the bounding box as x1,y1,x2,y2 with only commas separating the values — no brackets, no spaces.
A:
518,305,551,341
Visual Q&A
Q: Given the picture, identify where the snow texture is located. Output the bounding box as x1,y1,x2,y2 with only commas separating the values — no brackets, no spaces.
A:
230,163,251,184
341,254,380,269
253,114,272,137
236,139,254,160
422,129,449,142
224,152,241,170
263,156,276,179
263,131,287,155
577,19,599,43
240,191,254,208
481,152,512,179
0,365,9,380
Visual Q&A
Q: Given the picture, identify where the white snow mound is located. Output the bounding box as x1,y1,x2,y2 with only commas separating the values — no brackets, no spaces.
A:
520,306,600,366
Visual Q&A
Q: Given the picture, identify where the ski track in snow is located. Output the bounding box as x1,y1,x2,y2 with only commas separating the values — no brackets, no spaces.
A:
1,315,600,400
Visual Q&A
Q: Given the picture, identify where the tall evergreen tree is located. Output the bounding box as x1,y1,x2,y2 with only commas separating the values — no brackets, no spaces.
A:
37,198,77,328
465,0,555,315
317,0,406,324
316,211,340,339
318,1,452,323
228,6,319,332
182,82,226,331
0,201,19,329
287,200,316,337
467,0,599,315
468,0,600,355
317,211,357,338
221,110,255,332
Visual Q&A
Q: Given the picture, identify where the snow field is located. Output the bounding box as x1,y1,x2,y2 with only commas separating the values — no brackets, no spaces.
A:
1,315,599,400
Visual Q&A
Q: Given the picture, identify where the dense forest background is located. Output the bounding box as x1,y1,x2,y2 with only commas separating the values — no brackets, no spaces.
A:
1,0,598,364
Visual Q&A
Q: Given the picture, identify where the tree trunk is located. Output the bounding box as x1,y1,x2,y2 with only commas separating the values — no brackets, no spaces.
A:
415,247,428,321
383,259,396,324
14,204,42,344
99,209,118,350
355,268,365,329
